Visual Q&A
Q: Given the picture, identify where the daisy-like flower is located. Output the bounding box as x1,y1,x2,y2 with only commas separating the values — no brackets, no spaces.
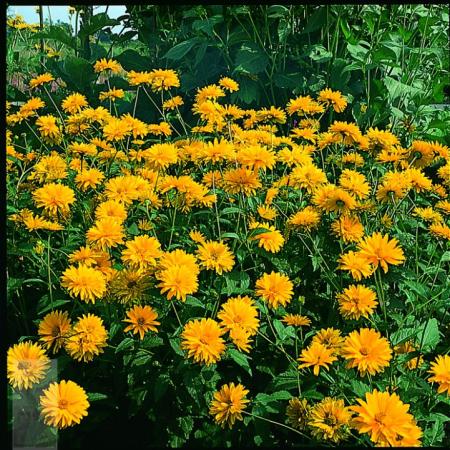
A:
237,145,276,171
109,268,151,304
217,296,259,336
158,249,200,275
123,305,160,340
429,222,450,241
35,115,62,143
298,342,337,375
312,328,345,355
256,106,287,124
38,310,71,353
144,143,178,171
318,88,347,113
121,235,162,269
7,341,50,390
249,221,285,253
289,206,321,231
357,232,405,273
33,182,75,215
65,314,108,362
337,285,378,320
149,68,180,91
223,167,262,196
428,355,450,395
196,240,235,274
229,326,253,353
95,199,128,223
181,318,226,365
219,77,239,92
338,250,374,281
286,397,311,430
209,382,249,429
99,88,124,102
61,93,88,114
341,328,392,376
351,389,421,446
282,314,311,327
60,264,107,303
93,58,122,73
289,163,328,193
40,380,89,429
308,397,352,443
255,271,294,309
75,168,105,191
331,215,365,243
286,95,324,116
86,219,125,250
156,265,199,301
329,121,365,147
312,184,357,214
162,95,184,110
257,205,277,221
339,169,370,200
29,72,54,89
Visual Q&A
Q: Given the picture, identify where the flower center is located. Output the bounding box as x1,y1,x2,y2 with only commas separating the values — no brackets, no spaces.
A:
137,318,145,326
51,326,60,337
359,347,369,356
58,399,69,409
18,361,31,370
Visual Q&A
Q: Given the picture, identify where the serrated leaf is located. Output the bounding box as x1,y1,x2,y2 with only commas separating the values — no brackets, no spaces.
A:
234,42,269,74
164,38,200,60
87,392,108,401
115,337,134,354
228,348,252,375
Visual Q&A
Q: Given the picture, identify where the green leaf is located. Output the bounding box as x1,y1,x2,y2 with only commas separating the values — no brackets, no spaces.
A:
234,42,269,74
228,348,252,376
384,76,421,101
267,5,289,19
169,338,184,357
87,392,108,401
38,299,71,317
62,55,96,90
115,49,152,72
255,390,292,404
115,337,135,354
78,13,120,40
164,38,201,60
32,26,77,50
350,380,370,397
418,318,441,351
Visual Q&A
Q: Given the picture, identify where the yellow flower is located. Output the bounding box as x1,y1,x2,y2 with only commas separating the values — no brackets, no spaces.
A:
311,328,345,354
121,235,162,269
7,341,50,390
337,285,378,320
35,115,62,143
149,68,180,91
33,182,75,215
256,106,287,124
196,240,235,274
60,264,107,303
289,206,321,231
31,151,67,183
255,271,293,309
282,314,311,327
351,390,421,446
308,397,351,443
394,341,424,370
257,205,277,221
329,121,364,146
65,314,108,362
156,265,199,301
181,318,226,365
38,310,72,353
338,250,374,281
40,380,89,429
237,145,276,171
95,200,128,223
341,328,392,376
317,88,347,113
209,382,249,428
219,77,239,92
357,232,405,273
223,167,262,196
286,397,311,430
86,219,125,250
75,168,105,191
217,296,259,336
428,355,450,395
163,95,184,110
94,58,122,73
123,305,160,340
298,342,337,375
312,184,357,214
144,143,178,170
249,221,285,253
61,93,88,114
429,222,450,241
331,215,364,243
29,72,54,89
339,169,370,200
109,269,151,304
99,88,124,101
287,95,324,116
